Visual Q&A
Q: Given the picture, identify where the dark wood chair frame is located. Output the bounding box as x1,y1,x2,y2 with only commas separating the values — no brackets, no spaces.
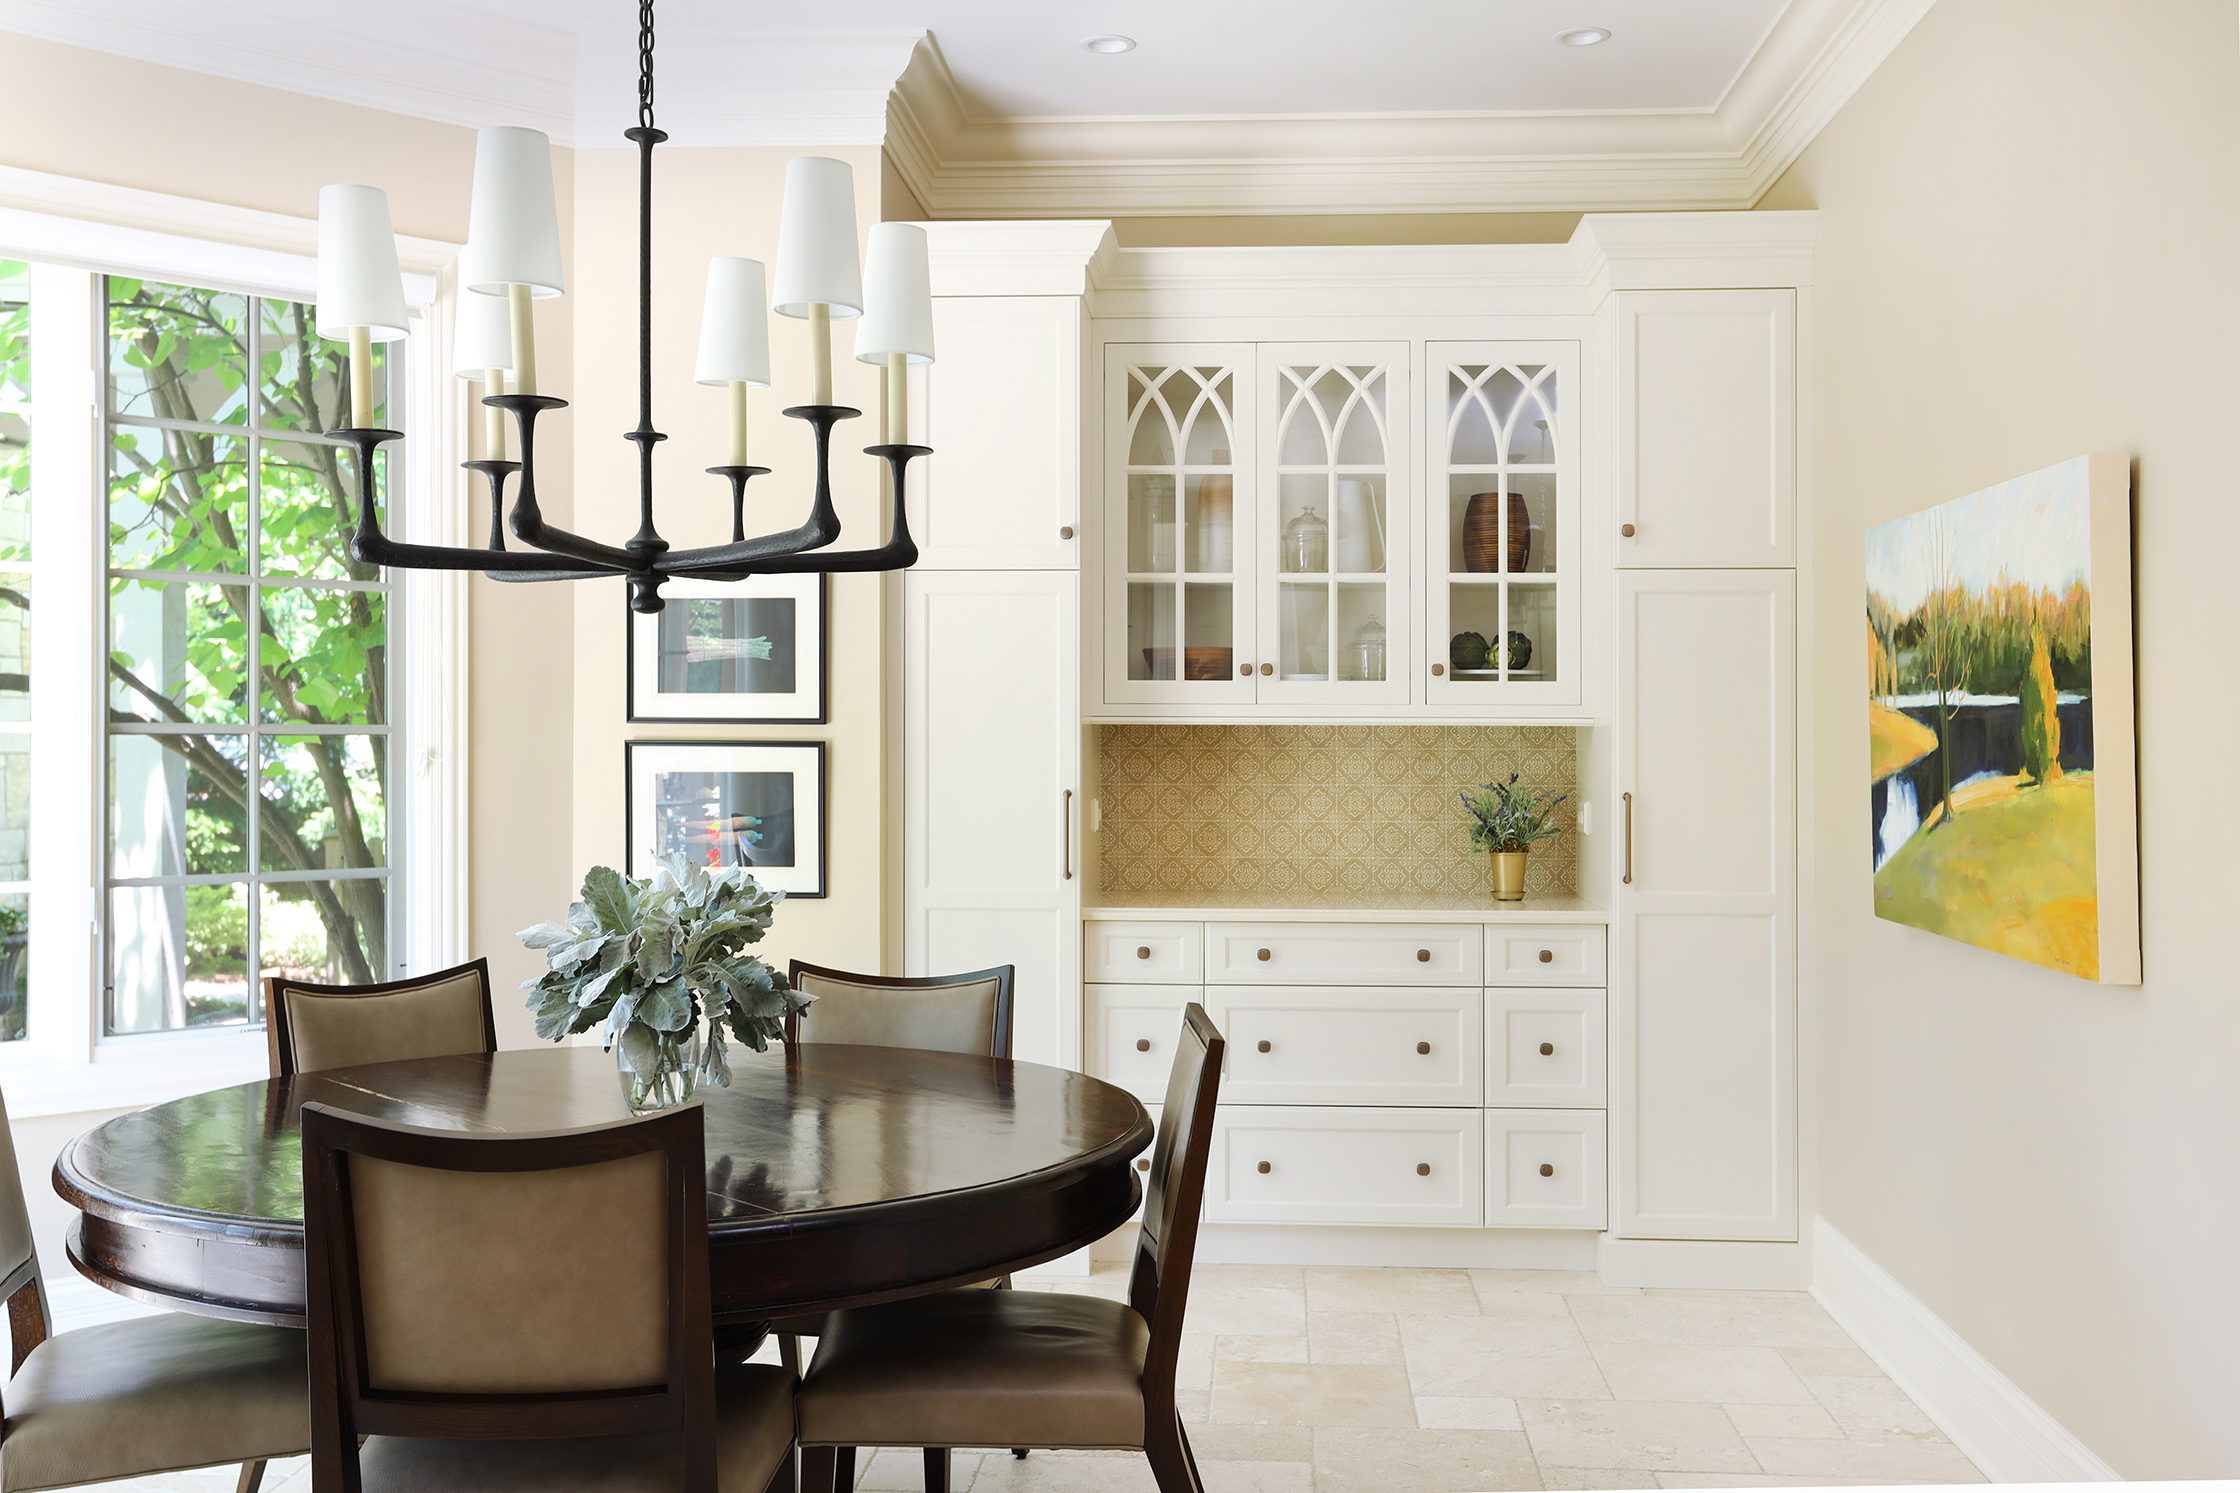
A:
781,960,1015,1055
800,1002,1225,1493
265,957,498,1079
780,959,1020,1485
300,1099,778,1493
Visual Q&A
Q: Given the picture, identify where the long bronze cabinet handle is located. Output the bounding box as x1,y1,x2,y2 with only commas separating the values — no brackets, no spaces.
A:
1622,791,1633,886
1062,789,1074,881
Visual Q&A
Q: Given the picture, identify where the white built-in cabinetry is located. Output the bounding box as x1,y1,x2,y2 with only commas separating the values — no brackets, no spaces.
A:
902,215,1812,1286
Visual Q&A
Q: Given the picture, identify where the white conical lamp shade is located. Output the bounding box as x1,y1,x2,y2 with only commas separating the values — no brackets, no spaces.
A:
452,274,516,378
315,185,410,342
695,257,772,387
460,126,565,298
854,223,935,366
770,157,862,319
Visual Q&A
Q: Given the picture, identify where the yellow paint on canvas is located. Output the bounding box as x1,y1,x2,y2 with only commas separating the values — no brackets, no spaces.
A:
1873,773,2099,981
1869,703,1937,783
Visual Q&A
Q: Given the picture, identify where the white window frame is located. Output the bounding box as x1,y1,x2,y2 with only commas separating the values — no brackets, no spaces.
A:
0,165,469,1116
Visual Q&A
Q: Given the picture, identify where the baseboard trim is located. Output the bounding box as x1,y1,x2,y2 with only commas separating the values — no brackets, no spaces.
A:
1810,1217,2121,1482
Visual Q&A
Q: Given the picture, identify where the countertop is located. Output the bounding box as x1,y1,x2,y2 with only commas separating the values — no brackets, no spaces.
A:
1085,892,1608,924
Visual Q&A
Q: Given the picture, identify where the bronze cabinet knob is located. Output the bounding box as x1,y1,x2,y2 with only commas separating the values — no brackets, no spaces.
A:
1136,1038,1151,1052
1137,946,1151,959
1432,663,1445,676
1416,1163,1431,1177
1621,522,1637,538
1416,949,1431,962
1256,1039,1272,1053
1239,663,1252,677
1256,948,1271,961
1539,1042,1554,1056
1060,525,1075,539
1539,1163,1555,1177
1538,949,1553,964
1416,1041,1431,1055
1257,1160,1271,1174
1260,663,1273,676
1136,1158,1150,1171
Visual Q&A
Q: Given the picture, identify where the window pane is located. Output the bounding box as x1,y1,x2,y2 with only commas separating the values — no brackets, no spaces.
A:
0,892,24,1043
0,735,28,880
261,878,385,988
110,429,249,574
261,736,384,872
260,440,381,580
107,278,248,425
0,258,27,405
109,733,249,877
258,298,384,432
110,578,251,722
111,881,251,1034
0,575,26,722
261,589,385,725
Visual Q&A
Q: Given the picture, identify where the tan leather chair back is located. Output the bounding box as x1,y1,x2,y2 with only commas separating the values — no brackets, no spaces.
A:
1130,1004,1224,1405
0,1083,33,1291
267,959,495,1076
347,1149,669,1393
785,963,1013,1058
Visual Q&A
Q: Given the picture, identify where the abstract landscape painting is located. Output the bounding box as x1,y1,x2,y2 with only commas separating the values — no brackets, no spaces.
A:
1866,454,2138,983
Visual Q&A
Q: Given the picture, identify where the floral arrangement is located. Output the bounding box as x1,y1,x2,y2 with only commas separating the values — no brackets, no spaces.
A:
1459,773,1569,853
518,854,809,1092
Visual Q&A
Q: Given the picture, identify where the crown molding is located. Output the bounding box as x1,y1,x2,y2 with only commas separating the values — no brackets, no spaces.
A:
575,29,925,149
888,0,1938,218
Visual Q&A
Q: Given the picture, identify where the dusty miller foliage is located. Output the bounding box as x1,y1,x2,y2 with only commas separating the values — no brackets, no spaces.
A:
517,855,810,1087
1460,773,1569,853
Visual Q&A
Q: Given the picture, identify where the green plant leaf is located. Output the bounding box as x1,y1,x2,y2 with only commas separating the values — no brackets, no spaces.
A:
581,864,636,934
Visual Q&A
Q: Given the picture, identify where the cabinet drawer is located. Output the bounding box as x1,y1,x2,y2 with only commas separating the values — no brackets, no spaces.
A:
1084,986,1192,1104
1486,989,1607,1107
1204,987,1481,1107
1085,921,1202,983
1485,1109,1607,1230
1207,924,1481,985
1209,1107,1482,1226
1486,925,1607,985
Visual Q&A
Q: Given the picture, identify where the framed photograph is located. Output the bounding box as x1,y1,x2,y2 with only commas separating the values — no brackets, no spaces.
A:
623,740,827,898
626,573,827,724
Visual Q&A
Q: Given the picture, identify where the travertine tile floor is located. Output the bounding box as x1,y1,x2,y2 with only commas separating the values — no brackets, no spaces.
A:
102,1264,1983,1492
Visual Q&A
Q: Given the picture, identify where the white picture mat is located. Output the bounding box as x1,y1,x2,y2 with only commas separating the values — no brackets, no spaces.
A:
627,573,826,723
623,740,826,897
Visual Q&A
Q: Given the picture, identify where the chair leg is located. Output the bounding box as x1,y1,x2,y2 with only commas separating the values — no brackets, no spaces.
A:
835,1445,856,1490
762,1447,798,1493
780,1333,802,1376
800,1446,837,1493
1143,1413,1206,1493
236,1462,267,1493
922,1447,949,1492
1012,1448,1029,1458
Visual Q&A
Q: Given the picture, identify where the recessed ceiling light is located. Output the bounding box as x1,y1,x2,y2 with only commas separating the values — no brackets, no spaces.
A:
1555,27,1612,46
1081,35,1136,54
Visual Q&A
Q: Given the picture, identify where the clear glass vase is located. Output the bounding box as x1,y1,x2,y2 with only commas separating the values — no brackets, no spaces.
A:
618,1027,703,1114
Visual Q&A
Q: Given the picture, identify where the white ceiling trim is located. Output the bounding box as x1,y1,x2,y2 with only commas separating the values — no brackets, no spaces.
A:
889,0,1938,217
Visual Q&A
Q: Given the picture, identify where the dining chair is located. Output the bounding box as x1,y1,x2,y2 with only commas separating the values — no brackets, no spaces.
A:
265,957,496,1077
793,1003,1224,1493
300,1098,796,1492
0,1083,309,1493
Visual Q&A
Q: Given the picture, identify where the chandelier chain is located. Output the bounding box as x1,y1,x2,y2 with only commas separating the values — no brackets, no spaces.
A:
637,0,656,130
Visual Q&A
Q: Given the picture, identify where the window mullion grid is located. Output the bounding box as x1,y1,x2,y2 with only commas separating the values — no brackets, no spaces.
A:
244,295,262,1020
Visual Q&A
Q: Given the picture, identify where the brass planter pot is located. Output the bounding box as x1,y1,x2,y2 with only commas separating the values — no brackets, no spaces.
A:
1488,850,1529,902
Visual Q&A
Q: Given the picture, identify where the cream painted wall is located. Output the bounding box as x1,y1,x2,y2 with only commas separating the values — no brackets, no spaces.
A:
1758,0,2240,1475
0,32,577,1046
568,146,891,976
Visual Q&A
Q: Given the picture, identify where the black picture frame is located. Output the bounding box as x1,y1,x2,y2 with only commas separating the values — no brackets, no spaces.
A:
622,739,828,898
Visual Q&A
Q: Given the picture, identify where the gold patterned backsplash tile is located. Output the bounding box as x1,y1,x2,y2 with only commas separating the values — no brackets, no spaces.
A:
1097,724,1578,901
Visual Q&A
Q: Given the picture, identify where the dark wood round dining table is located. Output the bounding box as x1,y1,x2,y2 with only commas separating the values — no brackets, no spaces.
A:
51,1044,1153,1328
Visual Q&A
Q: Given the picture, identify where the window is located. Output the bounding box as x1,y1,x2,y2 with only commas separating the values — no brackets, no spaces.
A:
0,262,30,1043
103,276,397,1035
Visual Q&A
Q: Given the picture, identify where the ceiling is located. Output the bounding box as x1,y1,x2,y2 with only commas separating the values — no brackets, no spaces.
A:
0,0,1938,215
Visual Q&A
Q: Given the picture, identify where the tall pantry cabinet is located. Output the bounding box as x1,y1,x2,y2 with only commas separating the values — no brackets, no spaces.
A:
903,215,1813,1287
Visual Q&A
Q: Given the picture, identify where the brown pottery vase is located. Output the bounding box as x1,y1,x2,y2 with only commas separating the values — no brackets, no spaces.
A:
1462,493,1531,573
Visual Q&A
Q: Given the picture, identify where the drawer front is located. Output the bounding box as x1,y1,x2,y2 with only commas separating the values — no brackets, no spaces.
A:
1485,1109,1608,1230
1086,921,1203,984
1487,924,1608,985
1084,986,1193,1104
1209,1106,1483,1226
1206,923,1482,986
1486,989,1608,1107
1204,987,1481,1107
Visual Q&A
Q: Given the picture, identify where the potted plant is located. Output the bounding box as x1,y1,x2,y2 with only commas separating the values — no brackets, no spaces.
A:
1460,774,1568,902
518,855,811,1112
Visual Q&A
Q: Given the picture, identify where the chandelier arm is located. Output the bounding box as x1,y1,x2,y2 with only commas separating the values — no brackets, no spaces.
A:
649,405,855,574
340,428,615,573
708,465,772,544
463,460,520,550
668,444,923,578
481,393,645,569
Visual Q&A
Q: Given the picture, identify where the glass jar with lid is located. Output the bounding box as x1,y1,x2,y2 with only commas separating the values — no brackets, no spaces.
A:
1282,505,1329,573
1344,614,1387,682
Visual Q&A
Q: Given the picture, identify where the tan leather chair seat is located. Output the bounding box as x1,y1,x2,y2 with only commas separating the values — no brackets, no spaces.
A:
797,1290,1149,1451
770,1275,1002,1344
355,1364,794,1493
1,1312,309,1493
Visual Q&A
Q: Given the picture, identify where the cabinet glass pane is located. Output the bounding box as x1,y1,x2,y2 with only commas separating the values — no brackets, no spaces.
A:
1182,584,1234,680
1445,582,1558,684
1277,583,1329,679
1334,584,1387,682
1273,362,1391,688
1448,473,1555,576
1127,580,1177,680
1507,583,1557,682
1183,472,1236,575
1440,355,1564,691
1128,474,1177,574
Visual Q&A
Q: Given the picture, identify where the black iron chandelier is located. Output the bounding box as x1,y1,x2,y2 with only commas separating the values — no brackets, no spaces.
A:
312,1,927,613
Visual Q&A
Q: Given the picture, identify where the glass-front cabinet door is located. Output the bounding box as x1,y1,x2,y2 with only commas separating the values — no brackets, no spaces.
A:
1104,346,1258,706
1427,342,1581,706
1256,346,1410,707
